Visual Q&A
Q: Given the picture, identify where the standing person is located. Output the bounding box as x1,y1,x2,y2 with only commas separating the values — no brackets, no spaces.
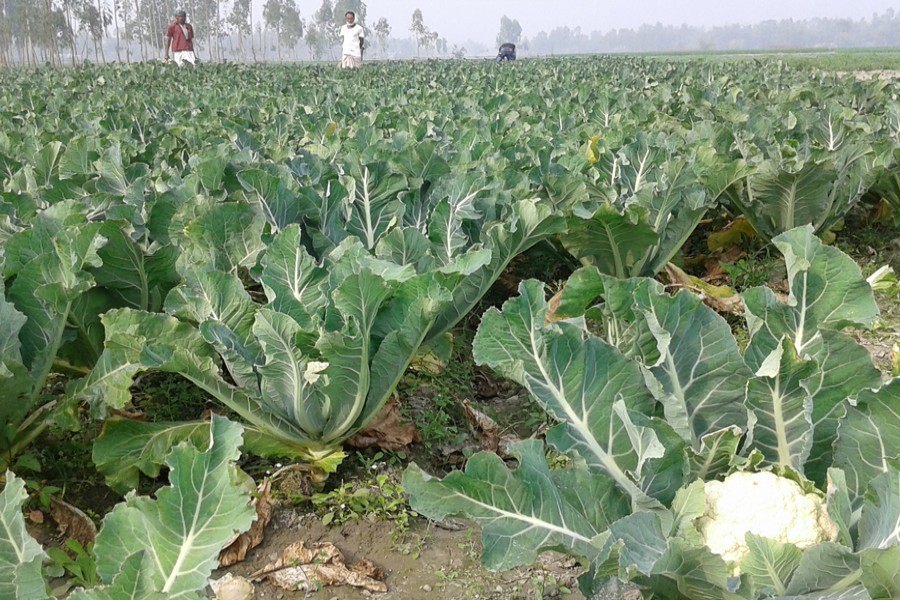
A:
165,9,196,66
339,11,365,69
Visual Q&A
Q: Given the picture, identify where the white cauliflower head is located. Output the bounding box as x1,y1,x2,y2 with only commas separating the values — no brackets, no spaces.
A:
697,471,838,573
303,361,329,384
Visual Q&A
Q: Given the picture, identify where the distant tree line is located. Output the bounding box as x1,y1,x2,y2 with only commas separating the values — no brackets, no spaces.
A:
525,10,900,56
0,2,897,67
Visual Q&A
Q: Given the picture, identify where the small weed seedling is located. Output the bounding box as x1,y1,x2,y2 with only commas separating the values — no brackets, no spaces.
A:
414,393,464,449
311,472,415,533
46,540,99,593
720,251,779,290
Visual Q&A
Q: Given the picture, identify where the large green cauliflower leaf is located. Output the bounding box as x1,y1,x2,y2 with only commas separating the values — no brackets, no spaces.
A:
0,472,47,600
93,416,256,598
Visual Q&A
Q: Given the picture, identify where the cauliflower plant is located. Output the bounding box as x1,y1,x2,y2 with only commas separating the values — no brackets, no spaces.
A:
697,471,838,572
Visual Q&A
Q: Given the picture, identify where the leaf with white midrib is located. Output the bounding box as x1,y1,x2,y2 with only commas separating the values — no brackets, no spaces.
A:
0,472,46,600
857,463,900,552
742,534,803,595
403,440,628,571
785,542,862,597
624,284,752,449
93,417,256,598
743,225,878,372
474,279,670,505
342,160,407,250
260,224,328,330
833,381,900,509
746,339,817,472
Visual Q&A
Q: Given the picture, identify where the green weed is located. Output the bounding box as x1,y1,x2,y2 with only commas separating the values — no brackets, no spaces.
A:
413,393,465,450
310,472,414,532
46,540,99,591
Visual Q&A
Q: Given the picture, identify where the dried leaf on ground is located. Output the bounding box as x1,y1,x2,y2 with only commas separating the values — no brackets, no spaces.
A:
219,480,273,567
707,216,757,252
462,398,501,451
461,399,521,457
255,542,387,594
663,263,745,315
346,397,420,451
210,573,255,600
703,260,729,285
108,408,146,420
50,497,97,550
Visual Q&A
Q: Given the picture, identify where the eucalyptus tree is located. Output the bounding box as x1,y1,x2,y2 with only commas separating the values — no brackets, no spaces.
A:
0,0,74,65
263,0,303,62
410,8,437,57
306,0,337,60
497,15,522,46
74,0,111,63
227,0,255,61
372,16,389,57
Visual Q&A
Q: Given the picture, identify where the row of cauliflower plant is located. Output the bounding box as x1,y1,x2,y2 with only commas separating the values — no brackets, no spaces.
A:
1,60,898,480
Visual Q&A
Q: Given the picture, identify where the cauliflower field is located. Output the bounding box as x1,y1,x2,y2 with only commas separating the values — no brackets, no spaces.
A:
0,58,899,599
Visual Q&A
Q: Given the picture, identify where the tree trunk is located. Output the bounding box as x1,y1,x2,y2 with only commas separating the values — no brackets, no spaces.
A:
43,0,60,65
135,0,146,61
258,26,264,61
249,1,257,61
24,13,36,67
124,0,132,62
215,0,222,61
236,28,245,61
149,0,159,58
112,0,123,62
63,0,77,65
96,0,107,63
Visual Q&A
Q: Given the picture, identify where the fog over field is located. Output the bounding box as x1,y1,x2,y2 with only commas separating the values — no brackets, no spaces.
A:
2,0,897,66
283,0,899,45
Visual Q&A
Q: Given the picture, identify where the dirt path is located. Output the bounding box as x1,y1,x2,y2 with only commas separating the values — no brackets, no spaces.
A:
220,511,582,599
842,69,900,80
217,510,639,600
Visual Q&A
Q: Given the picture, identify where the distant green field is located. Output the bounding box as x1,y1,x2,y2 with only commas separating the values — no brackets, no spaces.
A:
646,48,900,72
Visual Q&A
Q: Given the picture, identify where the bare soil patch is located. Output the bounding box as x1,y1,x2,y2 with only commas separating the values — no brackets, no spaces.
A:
842,69,900,80
217,511,596,600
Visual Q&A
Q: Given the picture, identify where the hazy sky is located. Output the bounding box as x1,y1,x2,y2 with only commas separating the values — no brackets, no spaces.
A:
281,0,898,45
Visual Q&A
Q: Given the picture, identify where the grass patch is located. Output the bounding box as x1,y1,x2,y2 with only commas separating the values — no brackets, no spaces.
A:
645,48,900,71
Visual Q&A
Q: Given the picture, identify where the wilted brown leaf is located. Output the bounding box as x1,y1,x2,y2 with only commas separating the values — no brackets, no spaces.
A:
663,264,744,315
346,397,420,451
108,408,146,420
50,497,97,550
462,399,523,457
254,541,386,594
545,288,564,325
707,216,757,252
703,261,729,285
219,480,272,567
462,398,501,452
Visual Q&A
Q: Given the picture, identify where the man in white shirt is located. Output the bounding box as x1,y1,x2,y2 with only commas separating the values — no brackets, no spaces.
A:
339,11,365,69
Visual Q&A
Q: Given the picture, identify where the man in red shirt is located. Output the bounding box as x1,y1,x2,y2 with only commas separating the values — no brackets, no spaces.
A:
164,9,196,66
